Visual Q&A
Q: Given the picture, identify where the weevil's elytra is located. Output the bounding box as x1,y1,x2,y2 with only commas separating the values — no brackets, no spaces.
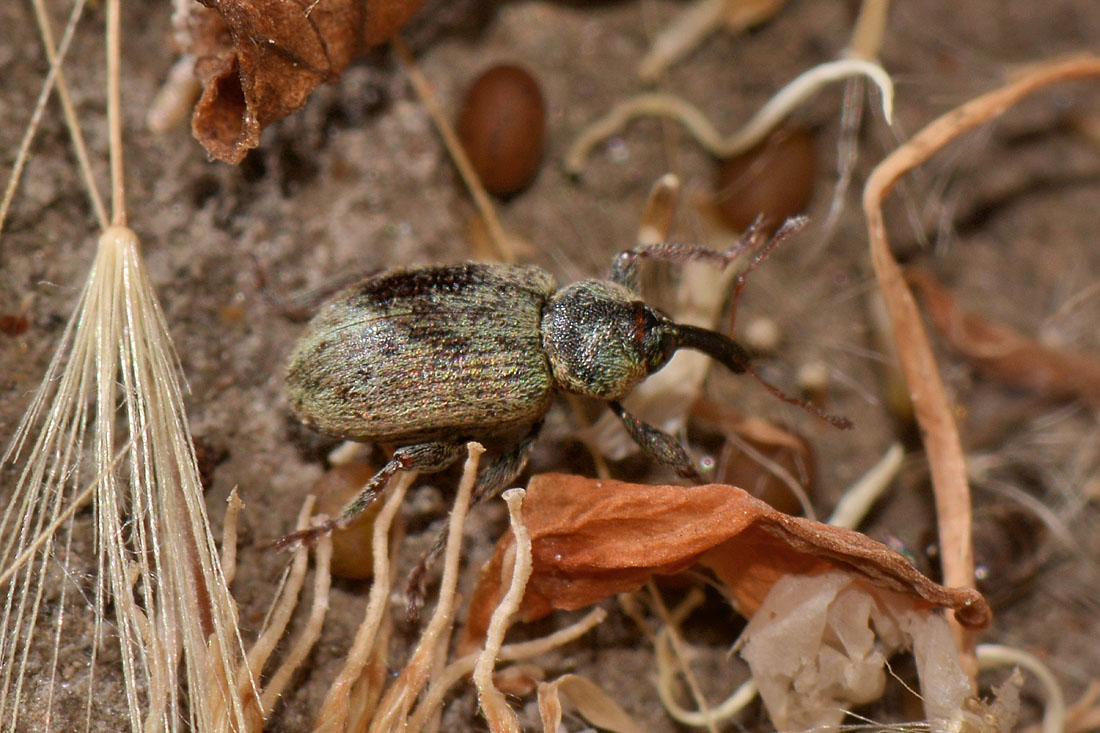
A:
287,263,557,445
282,238,838,548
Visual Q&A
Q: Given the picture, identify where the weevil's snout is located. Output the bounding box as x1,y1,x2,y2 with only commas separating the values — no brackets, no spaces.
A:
670,323,751,374
670,322,853,430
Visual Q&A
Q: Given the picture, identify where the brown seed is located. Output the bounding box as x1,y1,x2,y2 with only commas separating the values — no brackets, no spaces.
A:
713,126,816,233
457,64,546,197
309,461,383,579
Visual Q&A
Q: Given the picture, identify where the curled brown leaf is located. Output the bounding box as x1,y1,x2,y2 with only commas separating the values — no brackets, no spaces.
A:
907,267,1100,407
462,474,990,648
191,0,426,163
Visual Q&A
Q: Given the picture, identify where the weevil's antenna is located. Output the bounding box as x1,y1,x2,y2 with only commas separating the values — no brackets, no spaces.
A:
673,323,853,430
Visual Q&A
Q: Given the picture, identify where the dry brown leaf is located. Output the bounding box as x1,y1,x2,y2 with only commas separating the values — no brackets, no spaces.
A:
907,268,1100,407
462,474,990,648
191,0,426,163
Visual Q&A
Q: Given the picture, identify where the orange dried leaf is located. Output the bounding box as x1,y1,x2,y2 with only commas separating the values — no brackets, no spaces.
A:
908,268,1100,407
462,474,989,647
191,0,426,163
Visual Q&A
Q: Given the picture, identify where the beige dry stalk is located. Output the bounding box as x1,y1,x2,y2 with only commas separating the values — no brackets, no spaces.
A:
474,488,532,733
566,57,894,175
407,608,608,728
863,53,1100,679
646,585,718,733
392,36,515,264
0,0,254,728
369,443,484,732
314,470,417,731
638,0,787,82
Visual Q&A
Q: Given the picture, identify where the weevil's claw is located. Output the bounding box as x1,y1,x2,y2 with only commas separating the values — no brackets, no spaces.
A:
676,463,705,484
272,518,340,551
404,562,430,626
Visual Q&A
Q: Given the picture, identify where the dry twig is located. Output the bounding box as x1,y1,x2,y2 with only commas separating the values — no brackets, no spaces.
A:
862,52,1100,678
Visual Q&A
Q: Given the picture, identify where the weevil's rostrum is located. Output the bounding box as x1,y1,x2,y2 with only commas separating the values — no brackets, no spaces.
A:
285,245,762,540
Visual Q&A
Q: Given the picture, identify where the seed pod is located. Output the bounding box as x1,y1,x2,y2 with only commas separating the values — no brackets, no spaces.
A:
713,126,816,233
457,64,547,197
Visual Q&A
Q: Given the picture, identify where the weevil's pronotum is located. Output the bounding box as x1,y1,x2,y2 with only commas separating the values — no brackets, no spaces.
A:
282,234,848,546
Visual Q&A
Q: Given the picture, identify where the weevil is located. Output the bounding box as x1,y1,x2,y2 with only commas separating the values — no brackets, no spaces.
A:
282,237,847,546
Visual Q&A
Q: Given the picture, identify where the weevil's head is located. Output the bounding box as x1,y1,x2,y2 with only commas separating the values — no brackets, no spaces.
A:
541,280,750,400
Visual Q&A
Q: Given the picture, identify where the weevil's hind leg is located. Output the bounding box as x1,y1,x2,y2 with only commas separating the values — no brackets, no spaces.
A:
471,421,542,504
609,400,702,482
274,441,466,550
405,424,542,623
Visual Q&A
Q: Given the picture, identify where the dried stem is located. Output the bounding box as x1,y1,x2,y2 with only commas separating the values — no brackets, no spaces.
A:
260,530,333,713
407,608,608,728
646,583,717,733
862,52,1100,677
370,443,484,731
0,0,103,241
314,470,416,731
828,442,904,529
106,0,125,225
474,489,531,733
566,57,894,174
392,36,515,263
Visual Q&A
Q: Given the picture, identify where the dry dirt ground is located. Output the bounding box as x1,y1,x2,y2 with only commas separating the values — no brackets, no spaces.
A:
2,1,1100,730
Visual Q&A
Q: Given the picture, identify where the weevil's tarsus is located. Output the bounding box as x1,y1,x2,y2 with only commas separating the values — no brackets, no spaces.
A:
729,215,807,328
276,441,466,551
610,400,703,481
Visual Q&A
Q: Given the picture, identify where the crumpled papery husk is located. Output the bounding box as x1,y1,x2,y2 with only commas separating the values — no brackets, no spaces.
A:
739,570,983,730
461,474,990,652
191,0,426,163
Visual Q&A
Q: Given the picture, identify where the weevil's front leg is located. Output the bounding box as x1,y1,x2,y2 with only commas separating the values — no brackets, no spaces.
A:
405,424,542,622
608,216,808,291
609,241,746,291
275,441,466,550
609,400,702,482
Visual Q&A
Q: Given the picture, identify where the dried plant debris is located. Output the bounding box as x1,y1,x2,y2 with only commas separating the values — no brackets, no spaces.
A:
190,0,426,162
907,268,1100,407
537,673,647,733
740,571,982,730
0,228,253,732
463,473,991,649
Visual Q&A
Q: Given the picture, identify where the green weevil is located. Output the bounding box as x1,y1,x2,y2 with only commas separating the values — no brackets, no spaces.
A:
282,237,845,546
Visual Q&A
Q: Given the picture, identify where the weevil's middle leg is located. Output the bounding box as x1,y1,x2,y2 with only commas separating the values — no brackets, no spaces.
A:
274,441,466,550
405,425,542,622
609,400,702,482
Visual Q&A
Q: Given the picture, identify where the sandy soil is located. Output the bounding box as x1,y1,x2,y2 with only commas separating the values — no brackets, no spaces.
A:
2,1,1100,730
